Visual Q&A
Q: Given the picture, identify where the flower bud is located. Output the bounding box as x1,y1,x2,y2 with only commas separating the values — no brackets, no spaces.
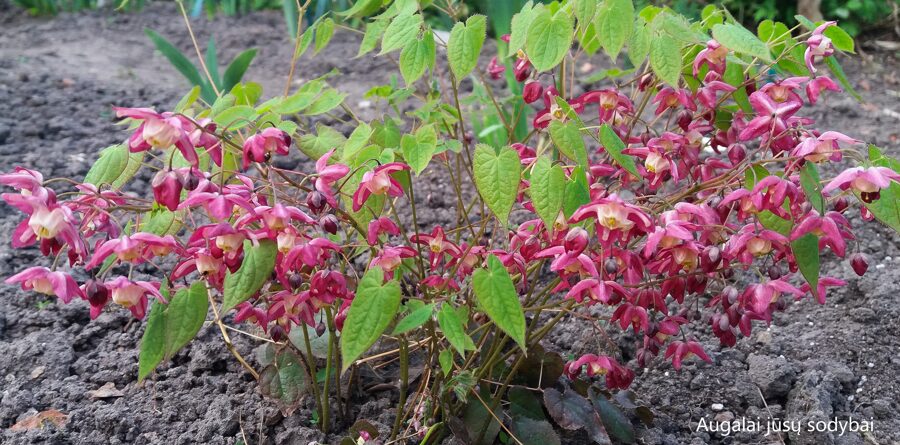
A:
638,73,653,91
288,272,303,290
180,170,200,191
723,286,739,305
270,325,286,342
315,321,327,337
832,196,849,213
767,264,783,280
564,227,589,254
84,279,110,307
860,206,874,221
676,110,693,131
721,268,735,279
522,81,543,104
850,253,868,276
151,169,183,212
320,214,339,235
700,245,721,272
306,191,326,214
604,257,619,275
728,144,746,165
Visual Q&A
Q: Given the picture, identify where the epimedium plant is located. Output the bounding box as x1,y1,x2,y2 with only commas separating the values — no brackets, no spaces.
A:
4,0,900,443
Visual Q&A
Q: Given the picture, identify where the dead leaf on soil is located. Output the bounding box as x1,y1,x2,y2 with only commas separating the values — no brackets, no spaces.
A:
87,382,124,399
9,409,68,431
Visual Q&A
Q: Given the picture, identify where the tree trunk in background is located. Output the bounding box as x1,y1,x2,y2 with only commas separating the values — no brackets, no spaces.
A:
797,0,824,22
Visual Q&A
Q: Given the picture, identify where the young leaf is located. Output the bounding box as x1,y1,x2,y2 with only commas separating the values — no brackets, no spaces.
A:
447,15,487,81
213,105,258,129
400,29,435,85
596,0,633,60
563,166,591,218
437,304,476,356
530,156,566,229
548,120,588,170
222,239,277,313
400,124,437,175
723,61,752,114
472,255,527,352
299,123,347,160
380,13,422,54
649,36,681,87
393,303,435,335
439,349,454,375
358,19,389,57
508,2,535,56
799,162,825,214
598,125,639,178
222,48,257,93
525,8,574,72
84,144,144,188
627,17,650,67
138,282,209,381
340,267,402,371
314,17,335,54
303,89,347,115
712,23,773,63
792,233,820,299
473,144,522,224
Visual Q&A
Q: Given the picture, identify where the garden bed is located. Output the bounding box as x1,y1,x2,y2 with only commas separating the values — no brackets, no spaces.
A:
1,3,899,444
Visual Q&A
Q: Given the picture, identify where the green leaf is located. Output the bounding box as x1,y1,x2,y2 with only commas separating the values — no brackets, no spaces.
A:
525,8,574,72
314,17,335,54
341,267,402,371
222,240,277,313
84,144,144,188
824,56,862,102
649,36,681,87
174,86,202,113
259,349,307,416
543,388,611,444
358,19,389,57
342,122,374,161
508,2,535,56
213,105,258,129
271,80,326,115
138,282,209,381
862,146,900,233
472,255,526,352
712,23,772,62
800,162,825,214
563,166,591,218
448,15,487,81
530,156,566,229
439,349,454,375
222,48,258,93
298,123,347,160
400,29,435,85
393,303,435,335
792,233,820,298
652,11,707,44
596,0,633,60
473,144,522,224
380,13,422,54
627,17,650,67
338,0,381,17
141,208,182,236
144,28,208,100
400,124,437,175
574,0,596,27
294,21,316,58
723,61,751,114
598,124,639,178
437,304,476,356
589,389,637,444
205,37,221,90
511,417,562,445
303,89,347,116
548,120,588,170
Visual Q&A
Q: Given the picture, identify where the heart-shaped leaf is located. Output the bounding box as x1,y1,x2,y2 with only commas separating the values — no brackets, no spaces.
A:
340,267,401,370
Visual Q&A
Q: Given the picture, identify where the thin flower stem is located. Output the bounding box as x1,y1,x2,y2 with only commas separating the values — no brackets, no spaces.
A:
176,1,220,98
390,335,409,441
205,288,258,380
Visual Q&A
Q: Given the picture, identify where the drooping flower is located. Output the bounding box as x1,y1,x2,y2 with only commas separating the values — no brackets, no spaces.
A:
571,194,653,248
367,217,400,246
693,40,729,75
804,21,836,73
822,166,900,200
411,226,461,268
664,340,712,370
351,163,410,212
115,107,198,166
789,210,852,257
742,279,804,315
241,127,291,170
5,267,83,303
738,90,802,141
564,354,634,389
104,276,165,319
487,57,506,79
806,76,841,104
314,149,350,208
791,131,858,163
85,232,181,270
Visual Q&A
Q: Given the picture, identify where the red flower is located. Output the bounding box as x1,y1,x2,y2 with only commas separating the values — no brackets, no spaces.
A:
664,340,712,370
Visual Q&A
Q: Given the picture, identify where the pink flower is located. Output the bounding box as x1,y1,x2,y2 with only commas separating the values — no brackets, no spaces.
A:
487,56,506,79
0,167,44,193
742,279,804,315
370,245,416,275
115,107,198,166
724,224,789,266
738,91,802,141
693,40,729,75
284,237,340,269
571,194,653,248
234,302,269,332
804,21,836,73
574,88,634,123
565,278,626,305
105,276,165,319
314,149,350,208
697,80,736,109
522,80,543,104
564,354,634,389
806,76,841,104
791,131,858,163
664,340,712,370
790,210,852,257
412,226,461,268
799,276,846,304
242,128,291,170
6,267,83,304
151,169,184,211
612,301,649,333
86,232,181,270
367,217,400,246
652,87,695,115
823,166,900,197
351,162,410,212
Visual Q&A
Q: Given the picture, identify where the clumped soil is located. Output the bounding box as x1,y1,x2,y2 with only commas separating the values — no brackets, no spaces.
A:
1,3,899,444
